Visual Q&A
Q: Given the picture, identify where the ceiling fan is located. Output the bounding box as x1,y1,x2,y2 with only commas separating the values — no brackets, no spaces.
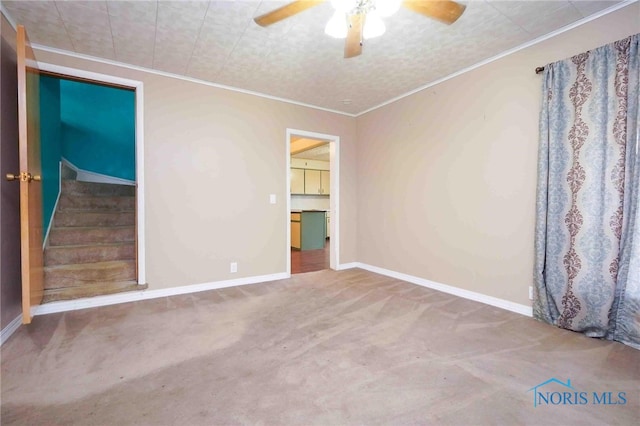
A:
254,0,466,59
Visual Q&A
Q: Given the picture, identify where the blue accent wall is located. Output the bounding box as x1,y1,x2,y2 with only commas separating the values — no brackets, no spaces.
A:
39,76,135,235
60,79,135,181
40,75,62,235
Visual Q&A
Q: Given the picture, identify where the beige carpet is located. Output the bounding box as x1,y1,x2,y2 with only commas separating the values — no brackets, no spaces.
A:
1,269,638,425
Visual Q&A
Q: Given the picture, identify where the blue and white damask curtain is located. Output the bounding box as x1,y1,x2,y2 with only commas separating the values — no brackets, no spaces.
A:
534,34,640,349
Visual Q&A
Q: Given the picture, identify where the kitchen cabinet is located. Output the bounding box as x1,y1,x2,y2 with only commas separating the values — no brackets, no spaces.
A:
291,211,325,250
304,169,330,195
291,212,301,249
321,170,330,195
304,170,320,194
291,168,305,195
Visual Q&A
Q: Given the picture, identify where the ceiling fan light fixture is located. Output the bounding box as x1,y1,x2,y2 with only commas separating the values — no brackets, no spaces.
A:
325,10,348,38
363,12,385,39
256,0,467,59
374,0,402,17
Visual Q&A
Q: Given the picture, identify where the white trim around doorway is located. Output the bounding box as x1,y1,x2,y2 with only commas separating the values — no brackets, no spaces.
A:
286,128,340,275
37,62,146,286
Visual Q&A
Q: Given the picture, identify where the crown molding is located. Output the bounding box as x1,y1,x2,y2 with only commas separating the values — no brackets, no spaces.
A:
356,0,638,116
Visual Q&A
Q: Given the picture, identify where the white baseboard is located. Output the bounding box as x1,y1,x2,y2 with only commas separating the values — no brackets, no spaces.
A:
0,315,22,346
336,262,359,270
62,157,135,186
32,272,289,316
28,263,532,319
353,262,533,317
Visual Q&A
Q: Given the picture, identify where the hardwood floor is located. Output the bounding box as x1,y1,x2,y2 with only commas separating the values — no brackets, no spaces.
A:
291,238,329,274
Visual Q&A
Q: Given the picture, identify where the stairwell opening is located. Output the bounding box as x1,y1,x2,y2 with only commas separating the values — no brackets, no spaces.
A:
43,165,145,301
39,66,145,302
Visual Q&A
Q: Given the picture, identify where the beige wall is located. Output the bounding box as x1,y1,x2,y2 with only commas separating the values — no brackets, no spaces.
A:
22,4,640,305
355,4,640,306
33,48,358,290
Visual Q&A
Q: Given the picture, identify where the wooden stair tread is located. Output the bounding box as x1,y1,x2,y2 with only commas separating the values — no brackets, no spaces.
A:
43,178,138,302
44,259,135,271
44,260,136,289
48,226,135,247
42,281,146,303
61,180,135,197
44,242,135,266
54,210,135,227
45,279,139,290
46,241,135,249
51,225,134,231
58,208,135,212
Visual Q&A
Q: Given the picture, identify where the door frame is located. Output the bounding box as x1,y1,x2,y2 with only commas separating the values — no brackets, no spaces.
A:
37,62,146,285
286,128,340,274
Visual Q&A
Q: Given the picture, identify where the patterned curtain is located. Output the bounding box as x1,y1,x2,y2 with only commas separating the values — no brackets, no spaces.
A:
534,34,640,349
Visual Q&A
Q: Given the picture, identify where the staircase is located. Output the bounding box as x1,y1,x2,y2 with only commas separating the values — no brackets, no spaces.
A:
43,179,145,302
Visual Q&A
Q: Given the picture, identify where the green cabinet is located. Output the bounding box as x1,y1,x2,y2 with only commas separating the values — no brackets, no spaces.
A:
291,211,326,250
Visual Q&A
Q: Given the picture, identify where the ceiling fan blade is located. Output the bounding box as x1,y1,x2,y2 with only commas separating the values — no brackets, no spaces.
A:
403,0,466,25
344,14,364,59
254,0,325,27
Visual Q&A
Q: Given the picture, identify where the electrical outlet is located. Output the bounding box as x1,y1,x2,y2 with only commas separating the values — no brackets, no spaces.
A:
230,262,238,273
529,286,533,300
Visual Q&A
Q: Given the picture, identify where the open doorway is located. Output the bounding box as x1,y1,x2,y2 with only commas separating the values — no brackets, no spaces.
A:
38,63,145,302
286,129,339,275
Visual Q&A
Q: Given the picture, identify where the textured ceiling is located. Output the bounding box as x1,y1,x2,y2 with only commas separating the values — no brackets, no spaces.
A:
292,142,330,161
1,0,627,115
